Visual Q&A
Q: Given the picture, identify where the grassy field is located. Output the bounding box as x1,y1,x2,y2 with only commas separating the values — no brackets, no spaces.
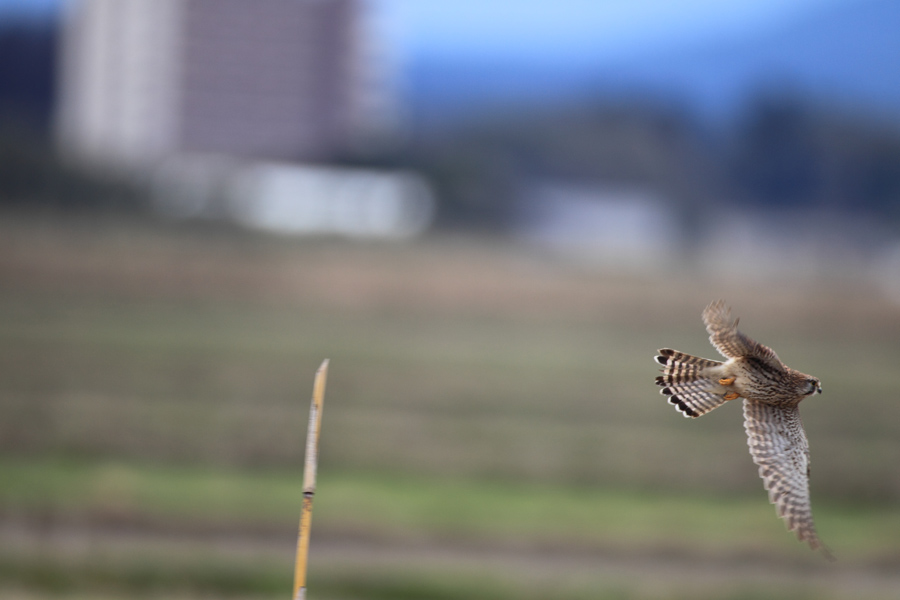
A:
1,215,899,598
3,458,900,599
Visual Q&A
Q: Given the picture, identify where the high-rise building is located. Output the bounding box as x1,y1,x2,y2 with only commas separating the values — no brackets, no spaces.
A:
56,0,389,169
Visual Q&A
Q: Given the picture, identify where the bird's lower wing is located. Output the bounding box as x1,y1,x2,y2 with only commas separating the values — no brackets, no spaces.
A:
742,399,831,557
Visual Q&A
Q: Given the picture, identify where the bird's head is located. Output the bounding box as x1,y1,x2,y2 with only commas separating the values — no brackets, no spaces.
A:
804,377,822,396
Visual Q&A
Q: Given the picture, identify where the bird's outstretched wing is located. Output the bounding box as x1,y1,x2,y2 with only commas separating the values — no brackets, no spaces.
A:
703,300,783,370
743,399,832,558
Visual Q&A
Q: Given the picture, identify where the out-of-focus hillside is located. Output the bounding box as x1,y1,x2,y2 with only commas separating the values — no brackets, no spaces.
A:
1,215,900,598
2,215,899,493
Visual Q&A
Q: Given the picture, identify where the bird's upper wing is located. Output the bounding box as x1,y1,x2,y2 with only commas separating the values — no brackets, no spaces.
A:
702,300,783,370
743,399,831,557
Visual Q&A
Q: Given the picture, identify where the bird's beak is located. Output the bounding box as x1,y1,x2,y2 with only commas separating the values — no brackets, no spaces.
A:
816,385,822,394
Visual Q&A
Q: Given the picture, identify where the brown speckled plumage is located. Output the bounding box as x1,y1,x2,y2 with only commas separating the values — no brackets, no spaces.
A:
654,300,830,558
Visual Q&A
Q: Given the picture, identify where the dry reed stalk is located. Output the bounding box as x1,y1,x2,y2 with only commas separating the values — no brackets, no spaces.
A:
293,359,329,600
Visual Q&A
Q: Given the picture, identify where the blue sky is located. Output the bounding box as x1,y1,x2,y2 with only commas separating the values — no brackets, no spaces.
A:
372,0,855,64
0,0,58,18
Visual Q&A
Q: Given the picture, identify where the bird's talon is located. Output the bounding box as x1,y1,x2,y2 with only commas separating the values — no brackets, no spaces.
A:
723,392,740,400
718,377,736,386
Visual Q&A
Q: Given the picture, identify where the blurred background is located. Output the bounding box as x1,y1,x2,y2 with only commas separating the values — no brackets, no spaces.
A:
2,0,900,598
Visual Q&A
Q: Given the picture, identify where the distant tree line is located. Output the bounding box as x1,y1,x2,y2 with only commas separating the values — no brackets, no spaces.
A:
0,20,148,214
0,126,148,213
0,19,56,133
731,99,900,216
362,96,900,231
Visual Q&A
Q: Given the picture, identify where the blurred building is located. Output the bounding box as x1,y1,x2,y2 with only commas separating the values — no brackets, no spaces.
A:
516,181,679,270
152,155,436,238
55,0,392,169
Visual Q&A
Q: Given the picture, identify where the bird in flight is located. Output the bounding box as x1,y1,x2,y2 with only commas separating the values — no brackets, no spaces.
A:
654,300,831,558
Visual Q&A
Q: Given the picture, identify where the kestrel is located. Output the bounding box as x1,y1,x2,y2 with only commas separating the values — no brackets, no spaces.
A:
654,300,831,558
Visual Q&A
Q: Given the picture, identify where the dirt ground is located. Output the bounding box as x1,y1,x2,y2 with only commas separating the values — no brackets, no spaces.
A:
3,519,900,600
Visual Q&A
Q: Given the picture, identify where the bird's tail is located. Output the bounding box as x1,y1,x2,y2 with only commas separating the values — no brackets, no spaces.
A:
654,348,730,418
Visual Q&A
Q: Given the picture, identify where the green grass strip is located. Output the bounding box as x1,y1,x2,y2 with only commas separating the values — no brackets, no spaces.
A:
0,456,897,559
